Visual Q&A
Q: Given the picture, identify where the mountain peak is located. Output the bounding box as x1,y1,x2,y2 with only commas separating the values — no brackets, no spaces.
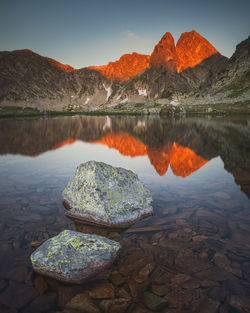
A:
150,31,177,71
176,30,218,72
149,30,218,73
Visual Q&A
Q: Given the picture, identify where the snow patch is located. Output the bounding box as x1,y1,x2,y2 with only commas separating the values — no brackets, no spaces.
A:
170,100,180,106
120,97,128,104
136,120,146,127
103,84,111,101
103,116,111,131
138,89,147,96
116,95,121,100
85,97,90,105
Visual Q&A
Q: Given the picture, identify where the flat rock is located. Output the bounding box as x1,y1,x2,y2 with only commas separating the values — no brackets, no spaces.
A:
63,161,153,228
89,283,115,299
0,281,38,309
143,291,168,311
99,298,131,313
30,230,121,284
65,293,101,313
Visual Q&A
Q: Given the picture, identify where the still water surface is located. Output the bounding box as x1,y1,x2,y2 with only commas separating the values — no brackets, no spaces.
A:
0,115,250,313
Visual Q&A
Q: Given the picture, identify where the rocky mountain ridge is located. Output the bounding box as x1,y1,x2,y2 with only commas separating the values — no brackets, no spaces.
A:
0,31,249,111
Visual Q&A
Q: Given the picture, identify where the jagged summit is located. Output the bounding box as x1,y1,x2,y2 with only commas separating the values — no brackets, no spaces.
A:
150,32,177,71
150,30,218,72
176,30,218,72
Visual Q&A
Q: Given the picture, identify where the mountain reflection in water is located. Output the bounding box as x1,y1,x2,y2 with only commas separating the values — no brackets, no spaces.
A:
0,115,249,197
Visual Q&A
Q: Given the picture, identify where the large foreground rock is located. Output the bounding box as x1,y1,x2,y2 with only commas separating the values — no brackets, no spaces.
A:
30,230,121,284
63,161,153,227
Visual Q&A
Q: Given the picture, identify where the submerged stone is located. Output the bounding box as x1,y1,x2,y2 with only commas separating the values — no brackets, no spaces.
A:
30,230,121,284
62,161,153,227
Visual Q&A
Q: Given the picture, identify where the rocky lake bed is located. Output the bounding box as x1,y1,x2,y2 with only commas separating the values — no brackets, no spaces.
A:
0,114,250,313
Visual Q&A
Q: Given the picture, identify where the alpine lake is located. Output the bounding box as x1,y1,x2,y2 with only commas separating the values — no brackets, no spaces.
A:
0,114,250,313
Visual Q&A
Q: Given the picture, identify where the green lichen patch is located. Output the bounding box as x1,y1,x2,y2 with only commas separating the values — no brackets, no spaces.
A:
30,230,121,283
62,161,153,226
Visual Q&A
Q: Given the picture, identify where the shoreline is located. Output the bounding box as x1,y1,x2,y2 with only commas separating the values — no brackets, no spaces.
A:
0,102,250,118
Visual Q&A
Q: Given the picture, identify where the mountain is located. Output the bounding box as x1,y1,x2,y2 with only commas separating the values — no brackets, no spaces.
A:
0,31,249,111
175,30,218,72
185,35,250,105
114,30,227,102
89,52,150,82
150,32,177,71
149,30,218,73
0,49,111,110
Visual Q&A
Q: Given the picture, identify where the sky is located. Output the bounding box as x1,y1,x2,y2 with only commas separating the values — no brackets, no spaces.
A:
1,0,250,68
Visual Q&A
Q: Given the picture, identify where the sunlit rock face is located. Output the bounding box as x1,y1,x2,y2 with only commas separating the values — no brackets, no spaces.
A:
93,132,147,157
149,30,218,72
150,32,178,71
176,30,218,72
92,132,208,177
63,161,153,227
147,144,172,176
89,52,150,82
30,230,121,284
170,143,208,177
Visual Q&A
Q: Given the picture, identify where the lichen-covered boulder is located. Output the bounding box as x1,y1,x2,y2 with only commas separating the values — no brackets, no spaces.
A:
30,230,121,284
62,161,153,227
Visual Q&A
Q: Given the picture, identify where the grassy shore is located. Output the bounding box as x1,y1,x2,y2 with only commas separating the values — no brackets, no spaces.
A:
0,101,250,118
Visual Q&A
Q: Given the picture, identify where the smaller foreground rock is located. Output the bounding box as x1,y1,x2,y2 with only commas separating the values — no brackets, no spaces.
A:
63,161,153,227
30,230,121,284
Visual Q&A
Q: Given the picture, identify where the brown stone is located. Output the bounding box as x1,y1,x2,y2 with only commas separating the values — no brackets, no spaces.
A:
127,277,149,298
200,280,219,287
182,279,201,289
0,281,38,309
192,235,208,242
99,298,131,313
134,263,155,283
171,273,191,285
130,303,155,313
151,266,174,284
194,266,234,282
229,295,250,313
33,276,48,294
89,283,115,299
57,285,85,309
175,256,212,274
111,271,125,286
65,293,101,313
191,297,220,313
143,291,168,311
29,294,57,312
151,284,169,296
164,290,193,309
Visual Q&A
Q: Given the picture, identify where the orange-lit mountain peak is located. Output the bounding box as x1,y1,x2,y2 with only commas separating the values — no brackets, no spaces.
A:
92,132,208,178
149,30,219,73
89,53,150,82
51,138,77,150
176,30,218,72
147,144,172,176
170,142,208,177
45,57,75,72
92,132,147,157
150,32,178,71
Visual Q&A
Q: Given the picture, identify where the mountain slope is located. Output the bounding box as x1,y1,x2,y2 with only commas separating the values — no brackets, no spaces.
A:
89,52,150,82
185,35,250,105
0,49,111,110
